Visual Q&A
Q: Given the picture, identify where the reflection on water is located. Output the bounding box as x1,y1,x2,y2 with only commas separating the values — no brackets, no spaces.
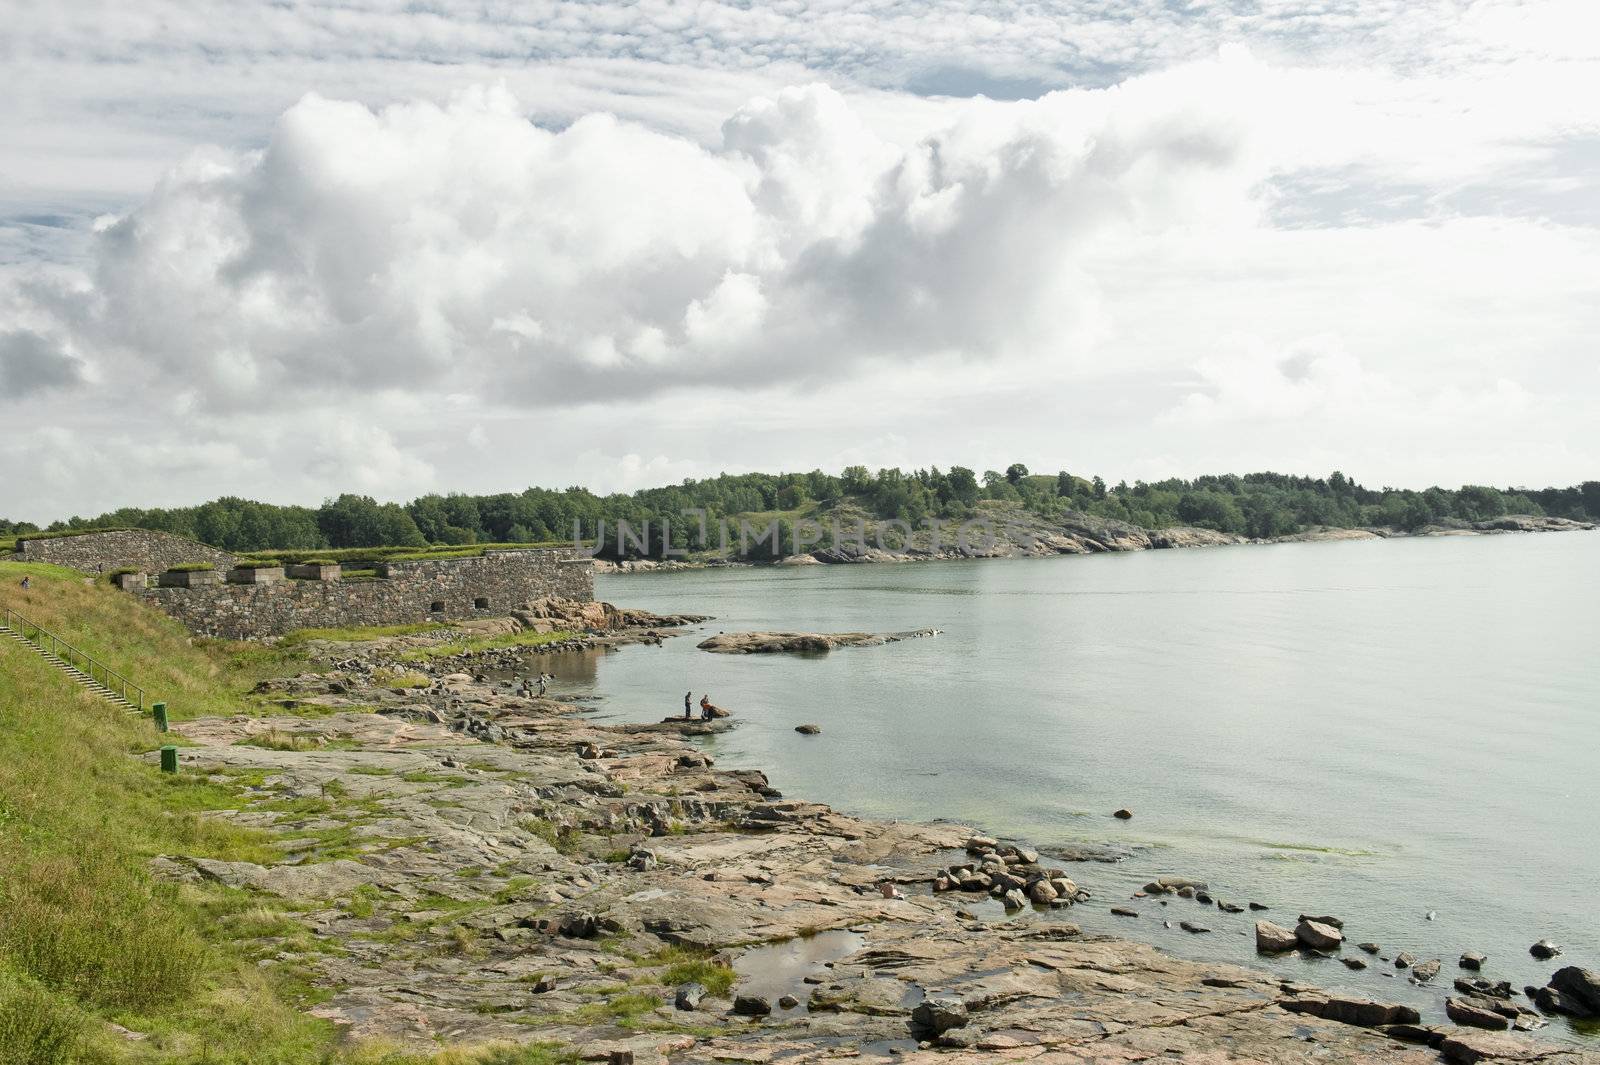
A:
481,645,609,685
733,929,866,1014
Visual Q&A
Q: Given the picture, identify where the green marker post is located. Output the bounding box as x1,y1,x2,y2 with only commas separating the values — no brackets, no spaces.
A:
159,746,178,773
152,702,168,732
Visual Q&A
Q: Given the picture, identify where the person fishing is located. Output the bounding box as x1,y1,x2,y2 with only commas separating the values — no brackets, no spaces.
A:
699,694,713,721
684,691,692,719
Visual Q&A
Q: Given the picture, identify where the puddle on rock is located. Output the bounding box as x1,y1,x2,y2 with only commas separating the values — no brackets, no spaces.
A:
733,929,866,1015
861,1038,920,1057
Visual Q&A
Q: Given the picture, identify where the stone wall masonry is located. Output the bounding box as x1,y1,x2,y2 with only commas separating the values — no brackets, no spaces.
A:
13,529,236,575
136,548,595,639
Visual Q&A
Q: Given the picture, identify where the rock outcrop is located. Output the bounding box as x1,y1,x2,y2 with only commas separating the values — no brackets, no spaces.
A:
697,629,938,653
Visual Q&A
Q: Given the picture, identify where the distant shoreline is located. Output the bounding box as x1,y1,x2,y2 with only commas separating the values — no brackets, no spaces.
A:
593,512,1595,573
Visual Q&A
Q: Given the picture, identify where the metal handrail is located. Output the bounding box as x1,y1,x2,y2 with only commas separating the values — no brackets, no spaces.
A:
2,607,146,711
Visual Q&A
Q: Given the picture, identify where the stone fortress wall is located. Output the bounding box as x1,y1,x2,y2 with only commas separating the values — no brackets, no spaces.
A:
10,529,594,639
138,550,595,639
12,528,237,574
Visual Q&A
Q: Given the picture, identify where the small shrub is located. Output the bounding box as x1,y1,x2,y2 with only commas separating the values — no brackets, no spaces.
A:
0,969,86,1065
167,562,216,573
234,729,320,752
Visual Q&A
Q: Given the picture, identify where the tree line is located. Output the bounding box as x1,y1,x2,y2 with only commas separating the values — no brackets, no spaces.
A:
4,468,1596,556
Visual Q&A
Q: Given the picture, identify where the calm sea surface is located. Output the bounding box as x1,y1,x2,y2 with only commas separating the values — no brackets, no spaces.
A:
552,533,1597,1037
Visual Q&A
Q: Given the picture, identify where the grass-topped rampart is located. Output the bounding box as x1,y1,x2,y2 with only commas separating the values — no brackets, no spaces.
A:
0,562,582,1064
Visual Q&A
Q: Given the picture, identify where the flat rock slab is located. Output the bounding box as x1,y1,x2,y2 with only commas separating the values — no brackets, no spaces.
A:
697,629,938,653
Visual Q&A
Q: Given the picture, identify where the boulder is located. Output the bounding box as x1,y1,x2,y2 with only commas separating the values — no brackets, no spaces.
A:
1295,919,1343,951
1113,809,1133,819
1343,958,1368,970
1539,966,1600,1018
1180,921,1211,934
1459,952,1486,971
911,996,969,1035
1001,888,1028,910
1445,997,1510,1031
777,994,800,1009
1298,913,1344,929
675,983,706,1011
1255,920,1299,953
1280,994,1420,1028
1027,879,1058,905
794,724,821,735
1411,959,1441,983
733,994,772,1016
1529,939,1562,960
1358,942,1381,954
1395,952,1416,969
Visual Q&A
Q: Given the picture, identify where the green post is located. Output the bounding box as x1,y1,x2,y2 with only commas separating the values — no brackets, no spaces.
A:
159,745,178,774
152,702,168,732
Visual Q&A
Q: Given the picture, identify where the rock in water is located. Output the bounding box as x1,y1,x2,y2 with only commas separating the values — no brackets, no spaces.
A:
794,724,821,735
777,994,800,1009
1299,913,1345,929
733,993,772,1016
911,996,969,1035
1256,920,1299,953
1395,952,1416,969
1295,919,1344,951
1358,942,1381,954
1539,967,1600,1018
1113,809,1133,819
1459,952,1486,971
1529,939,1562,960
1446,997,1510,1031
1411,959,1441,983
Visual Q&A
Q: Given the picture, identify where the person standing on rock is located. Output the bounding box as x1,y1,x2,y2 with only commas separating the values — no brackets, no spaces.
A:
684,691,692,719
699,694,713,721
537,674,548,697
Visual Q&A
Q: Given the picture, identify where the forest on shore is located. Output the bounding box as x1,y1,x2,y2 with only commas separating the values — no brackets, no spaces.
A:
5,467,1597,557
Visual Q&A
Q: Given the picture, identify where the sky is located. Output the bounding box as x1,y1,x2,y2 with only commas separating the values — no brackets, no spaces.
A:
2,0,1598,522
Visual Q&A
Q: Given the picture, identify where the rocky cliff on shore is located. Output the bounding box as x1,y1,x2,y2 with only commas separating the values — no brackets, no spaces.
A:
591,508,1594,572
152,614,1599,1064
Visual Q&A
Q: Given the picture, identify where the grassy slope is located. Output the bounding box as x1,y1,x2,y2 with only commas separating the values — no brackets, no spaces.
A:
0,562,571,1065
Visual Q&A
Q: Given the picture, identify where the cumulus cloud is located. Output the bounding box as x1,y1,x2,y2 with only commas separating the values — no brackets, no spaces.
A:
0,329,88,397
7,62,1282,413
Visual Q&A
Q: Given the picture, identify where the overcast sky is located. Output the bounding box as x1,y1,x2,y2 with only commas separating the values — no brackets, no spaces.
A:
3,1,1597,521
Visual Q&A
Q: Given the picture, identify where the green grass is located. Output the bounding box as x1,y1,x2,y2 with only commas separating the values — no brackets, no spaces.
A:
1,561,308,721
398,629,575,662
643,946,735,997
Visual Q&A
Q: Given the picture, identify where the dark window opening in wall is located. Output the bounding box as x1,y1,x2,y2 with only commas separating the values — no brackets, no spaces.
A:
429,601,445,613
474,597,490,609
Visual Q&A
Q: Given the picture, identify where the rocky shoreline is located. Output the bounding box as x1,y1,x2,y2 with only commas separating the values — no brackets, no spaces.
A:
157,607,1599,1064
592,510,1595,572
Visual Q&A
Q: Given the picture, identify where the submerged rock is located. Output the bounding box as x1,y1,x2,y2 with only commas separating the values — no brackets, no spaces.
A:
1529,939,1562,960
1459,952,1486,971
